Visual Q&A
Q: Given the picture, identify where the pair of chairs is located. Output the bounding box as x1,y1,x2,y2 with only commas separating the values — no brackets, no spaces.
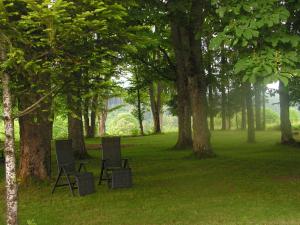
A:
52,137,130,196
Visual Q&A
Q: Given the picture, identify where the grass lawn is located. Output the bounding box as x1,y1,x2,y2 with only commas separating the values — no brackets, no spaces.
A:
1,131,300,225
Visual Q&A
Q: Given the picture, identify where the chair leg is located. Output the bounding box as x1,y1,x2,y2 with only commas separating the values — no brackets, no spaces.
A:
52,168,63,194
65,173,75,196
98,167,104,185
123,159,128,168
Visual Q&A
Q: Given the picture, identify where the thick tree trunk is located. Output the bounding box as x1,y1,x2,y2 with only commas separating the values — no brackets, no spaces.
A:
137,88,144,136
169,0,213,157
279,81,295,144
170,18,192,149
98,98,108,136
67,75,87,158
245,83,255,143
175,77,192,148
189,76,214,158
149,82,162,134
18,73,52,181
188,11,214,157
255,83,262,130
19,117,52,180
2,67,18,225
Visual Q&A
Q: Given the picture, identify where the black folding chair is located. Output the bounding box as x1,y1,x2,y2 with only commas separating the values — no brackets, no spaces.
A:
52,139,89,196
98,137,129,185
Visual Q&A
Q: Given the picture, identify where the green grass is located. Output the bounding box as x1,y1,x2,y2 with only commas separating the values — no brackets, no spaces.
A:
2,131,300,225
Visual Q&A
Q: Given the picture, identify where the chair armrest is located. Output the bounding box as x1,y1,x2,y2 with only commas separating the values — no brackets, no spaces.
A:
101,159,107,168
78,161,87,172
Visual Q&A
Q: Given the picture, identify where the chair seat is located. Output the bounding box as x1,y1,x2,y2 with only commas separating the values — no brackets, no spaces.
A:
75,172,95,196
108,168,132,189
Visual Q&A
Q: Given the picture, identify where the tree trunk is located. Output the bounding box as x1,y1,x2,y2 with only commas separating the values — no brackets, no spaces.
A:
245,83,255,143
189,76,214,158
220,55,227,130
255,83,262,130
18,73,52,182
221,86,227,130
206,45,215,131
188,7,214,157
241,86,247,130
2,60,18,225
170,17,192,149
169,1,214,157
207,58,215,131
262,86,266,130
98,98,108,136
279,81,295,144
67,74,87,158
208,84,215,131
149,82,162,134
228,114,231,130
83,95,97,138
137,88,144,135
175,77,192,148
83,98,90,137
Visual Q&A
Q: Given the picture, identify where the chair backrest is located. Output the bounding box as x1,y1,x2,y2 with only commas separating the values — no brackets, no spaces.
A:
102,137,122,168
55,139,76,173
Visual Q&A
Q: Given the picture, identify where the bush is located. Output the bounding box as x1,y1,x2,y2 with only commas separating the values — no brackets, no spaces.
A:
107,113,139,136
53,115,68,139
290,107,300,124
265,108,280,125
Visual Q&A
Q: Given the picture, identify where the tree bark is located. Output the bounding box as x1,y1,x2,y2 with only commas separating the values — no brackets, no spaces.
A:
149,82,162,134
136,88,144,135
83,95,97,138
83,98,90,137
170,13,192,149
98,98,108,136
175,76,192,148
189,76,213,158
241,86,247,130
2,52,18,225
245,83,255,143
220,55,227,130
207,53,215,131
90,101,96,138
279,81,295,144
67,74,87,158
221,85,227,130
262,86,266,130
255,82,262,130
169,0,213,157
18,73,52,182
